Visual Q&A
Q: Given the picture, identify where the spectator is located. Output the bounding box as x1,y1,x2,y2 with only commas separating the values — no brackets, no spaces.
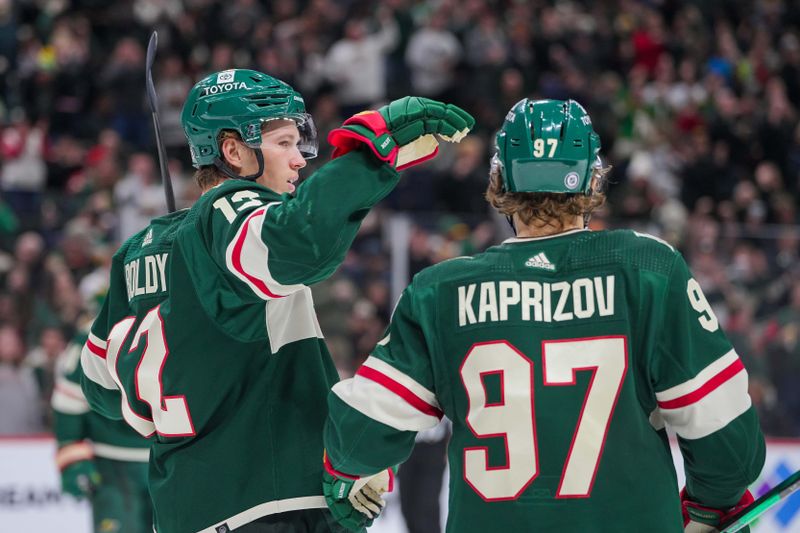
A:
155,54,192,161
405,9,461,100
0,111,46,229
100,37,147,148
324,11,398,115
26,325,67,424
114,153,165,241
0,325,43,434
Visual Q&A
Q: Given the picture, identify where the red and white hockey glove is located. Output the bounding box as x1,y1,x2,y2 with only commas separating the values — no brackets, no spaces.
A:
681,488,754,533
328,96,474,170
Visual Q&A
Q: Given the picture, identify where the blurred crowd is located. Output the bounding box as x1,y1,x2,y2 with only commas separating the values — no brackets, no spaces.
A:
1,0,800,438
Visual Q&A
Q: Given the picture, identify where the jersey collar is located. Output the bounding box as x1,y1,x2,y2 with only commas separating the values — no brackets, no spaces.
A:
502,228,589,244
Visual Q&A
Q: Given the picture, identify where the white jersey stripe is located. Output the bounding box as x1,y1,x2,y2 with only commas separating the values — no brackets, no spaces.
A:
657,369,751,440
51,379,90,414
88,331,107,349
55,441,93,469
655,349,740,402
53,378,85,400
51,390,89,414
332,375,441,431
80,343,118,390
225,203,305,300
93,443,149,462
196,496,327,533
265,287,324,354
361,356,440,409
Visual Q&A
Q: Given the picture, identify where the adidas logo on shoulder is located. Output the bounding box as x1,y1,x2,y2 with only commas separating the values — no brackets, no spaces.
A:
141,228,153,247
525,252,555,271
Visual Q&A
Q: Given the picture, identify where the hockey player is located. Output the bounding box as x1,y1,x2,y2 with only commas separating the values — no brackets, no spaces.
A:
80,69,474,533
62,204,188,532
323,99,765,532
52,329,153,533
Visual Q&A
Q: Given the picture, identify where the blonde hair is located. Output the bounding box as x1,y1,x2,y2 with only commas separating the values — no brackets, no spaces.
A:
485,165,610,231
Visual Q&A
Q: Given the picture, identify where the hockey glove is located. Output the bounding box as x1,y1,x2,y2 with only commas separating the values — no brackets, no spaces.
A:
61,459,101,499
328,96,475,170
681,488,754,533
323,452,395,531
56,440,100,499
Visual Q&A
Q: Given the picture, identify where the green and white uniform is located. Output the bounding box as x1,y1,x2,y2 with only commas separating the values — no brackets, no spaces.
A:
52,332,152,533
81,209,187,420
325,229,766,532
82,151,399,533
55,209,185,531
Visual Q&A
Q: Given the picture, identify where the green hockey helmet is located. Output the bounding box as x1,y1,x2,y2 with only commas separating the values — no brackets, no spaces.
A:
492,98,601,194
181,69,317,171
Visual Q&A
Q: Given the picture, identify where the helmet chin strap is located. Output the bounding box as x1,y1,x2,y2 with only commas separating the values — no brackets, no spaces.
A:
213,148,265,182
583,174,597,228
506,215,517,235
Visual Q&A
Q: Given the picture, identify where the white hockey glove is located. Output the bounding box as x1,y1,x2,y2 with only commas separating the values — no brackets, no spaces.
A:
348,469,394,518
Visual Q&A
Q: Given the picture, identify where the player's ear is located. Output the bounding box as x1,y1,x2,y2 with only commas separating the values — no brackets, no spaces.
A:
220,137,245,171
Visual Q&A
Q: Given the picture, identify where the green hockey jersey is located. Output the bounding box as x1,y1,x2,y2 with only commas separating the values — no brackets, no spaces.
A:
81,151,399,533
81,208,188,421
52,331,150,470
325,229,766,532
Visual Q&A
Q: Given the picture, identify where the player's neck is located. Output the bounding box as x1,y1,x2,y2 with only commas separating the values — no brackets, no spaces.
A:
201,179,226,194
513,215,584,239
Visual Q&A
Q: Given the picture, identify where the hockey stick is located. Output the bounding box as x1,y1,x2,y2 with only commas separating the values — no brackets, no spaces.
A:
718,469,800,532
145,31,176,213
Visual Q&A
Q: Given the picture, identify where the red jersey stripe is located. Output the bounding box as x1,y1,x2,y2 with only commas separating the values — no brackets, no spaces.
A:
657,359,745,410
356,365,444,419
86,339,107,359
323,452,360,480
231,208,284,300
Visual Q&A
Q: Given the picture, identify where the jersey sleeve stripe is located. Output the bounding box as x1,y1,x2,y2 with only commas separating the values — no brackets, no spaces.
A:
88,332,107,350
655,349,740,402
656,367,751,440
266,287,325,354
55,441,94,470
226,204,304,300
92,443,149,462
51,389,90,414
331,375,442,431
54,378,85,400
356,366,444,419
656,358,744,409
80,343,118,390
323,451,360,480
85,337,107,358
51,379,89,414
361,356,441,409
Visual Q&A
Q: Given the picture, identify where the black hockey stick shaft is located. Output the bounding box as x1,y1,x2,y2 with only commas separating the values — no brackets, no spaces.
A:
145,31,176,213
718,469,800,532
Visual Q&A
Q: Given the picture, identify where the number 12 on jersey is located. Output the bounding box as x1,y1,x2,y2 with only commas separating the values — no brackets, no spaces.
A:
459,336,628,501
106,305,196,438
